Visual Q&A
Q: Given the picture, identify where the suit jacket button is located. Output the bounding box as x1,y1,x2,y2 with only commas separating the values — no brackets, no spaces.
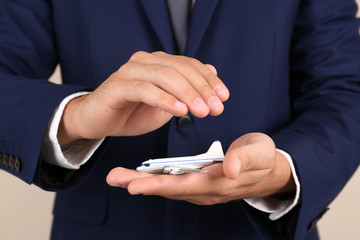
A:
14,157,22,173
2,154,9,168
177,114,193,126
9,155,15,170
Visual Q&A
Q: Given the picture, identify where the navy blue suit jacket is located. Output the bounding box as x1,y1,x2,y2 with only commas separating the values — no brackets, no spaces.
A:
1,0,360,239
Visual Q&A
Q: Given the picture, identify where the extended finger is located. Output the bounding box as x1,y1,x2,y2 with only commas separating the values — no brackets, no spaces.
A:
127,164,227,196
126,171,216,196
106,167,153,188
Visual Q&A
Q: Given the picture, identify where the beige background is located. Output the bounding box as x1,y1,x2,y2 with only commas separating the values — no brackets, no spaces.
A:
1,3,360,239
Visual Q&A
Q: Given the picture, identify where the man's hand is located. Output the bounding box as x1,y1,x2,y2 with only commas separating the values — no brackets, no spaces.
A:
57,51,229,146
106,133,296,205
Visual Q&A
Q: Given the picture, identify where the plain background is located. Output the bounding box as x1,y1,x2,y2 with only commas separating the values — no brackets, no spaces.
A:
1,3,360,239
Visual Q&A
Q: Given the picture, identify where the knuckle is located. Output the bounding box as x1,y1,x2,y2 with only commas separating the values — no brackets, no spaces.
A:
118,61,136,72
202,71,218,86
152,51,166,55
207,73,220,84
114,62,139,82
132,80,151,91
206,64,217,75
130,51,149,61
184,57,201,66
174,59,191,70
156,91,172,103
198,83,212,93
156,65,177,78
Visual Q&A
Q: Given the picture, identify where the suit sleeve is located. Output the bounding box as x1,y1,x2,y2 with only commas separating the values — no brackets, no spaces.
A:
270,0,360,238
0,0,91,187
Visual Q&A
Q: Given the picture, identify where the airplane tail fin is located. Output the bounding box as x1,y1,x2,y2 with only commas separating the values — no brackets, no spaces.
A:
205,140,224,158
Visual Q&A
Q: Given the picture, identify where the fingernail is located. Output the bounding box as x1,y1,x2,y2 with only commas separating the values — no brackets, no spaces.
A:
236,157,242,175
209,96,223,109
175,100,187,110
128,185,141,195
214,85,229,99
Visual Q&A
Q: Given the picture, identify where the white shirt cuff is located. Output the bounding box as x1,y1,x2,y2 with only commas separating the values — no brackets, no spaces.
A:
244,148,301,220
41,92,105,170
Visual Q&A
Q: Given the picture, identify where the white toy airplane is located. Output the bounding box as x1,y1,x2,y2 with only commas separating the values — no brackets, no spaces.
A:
136,140,224,175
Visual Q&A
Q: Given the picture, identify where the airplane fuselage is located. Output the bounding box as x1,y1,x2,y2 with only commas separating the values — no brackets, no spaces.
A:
137,156,224,174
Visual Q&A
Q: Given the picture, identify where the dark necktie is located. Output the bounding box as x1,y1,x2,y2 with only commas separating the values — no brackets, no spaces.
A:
167,0,192,54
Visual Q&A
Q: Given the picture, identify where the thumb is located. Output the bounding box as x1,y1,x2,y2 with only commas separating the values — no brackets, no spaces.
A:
223,148,249,180
223,133,276,180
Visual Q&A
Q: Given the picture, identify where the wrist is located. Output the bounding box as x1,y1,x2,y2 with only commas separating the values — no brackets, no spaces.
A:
270,151,296,196
251,150,296,198
57,95,85,146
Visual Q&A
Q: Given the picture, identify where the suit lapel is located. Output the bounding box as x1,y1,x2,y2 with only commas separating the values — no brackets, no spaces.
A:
186,0,220,57
138,0,176,53
139,0,220,56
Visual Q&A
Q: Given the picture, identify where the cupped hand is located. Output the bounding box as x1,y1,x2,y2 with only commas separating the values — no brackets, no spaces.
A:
106,133,296,205
57,51,229,146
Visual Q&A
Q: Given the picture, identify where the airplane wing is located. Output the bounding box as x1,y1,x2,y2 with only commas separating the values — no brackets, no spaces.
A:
163,166,207,175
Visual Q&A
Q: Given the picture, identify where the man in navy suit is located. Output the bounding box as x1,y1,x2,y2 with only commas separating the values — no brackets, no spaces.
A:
0,0,360,239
